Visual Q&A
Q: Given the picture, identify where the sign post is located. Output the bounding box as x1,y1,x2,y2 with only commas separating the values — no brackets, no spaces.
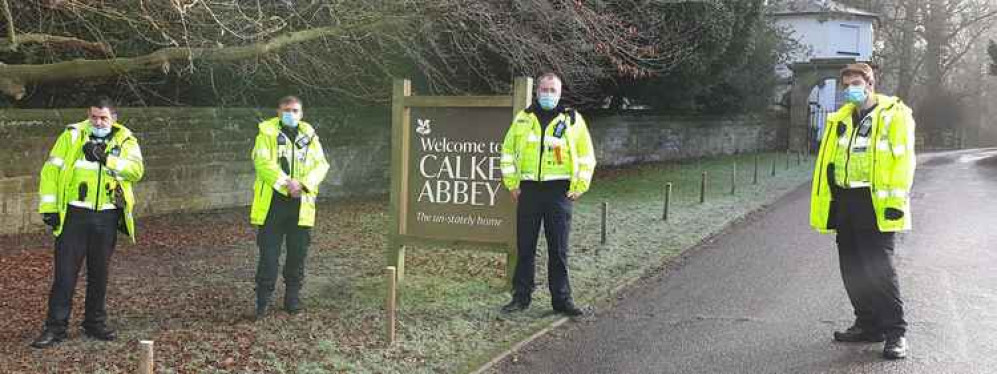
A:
388,77,532,287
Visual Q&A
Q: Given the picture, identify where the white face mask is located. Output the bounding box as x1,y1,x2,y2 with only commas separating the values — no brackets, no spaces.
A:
538,93,560,110
281,111,299,128
91,125,111,138
844,85,868,105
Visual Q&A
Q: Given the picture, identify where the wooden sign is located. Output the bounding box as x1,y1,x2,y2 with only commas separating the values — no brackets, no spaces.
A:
388,78,532,283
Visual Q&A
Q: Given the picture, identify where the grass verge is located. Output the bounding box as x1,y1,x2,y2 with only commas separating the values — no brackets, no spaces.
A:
0,152,812,374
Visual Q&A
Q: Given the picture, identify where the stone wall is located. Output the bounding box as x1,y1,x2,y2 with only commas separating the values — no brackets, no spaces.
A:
588,110,787,166
0,107,390,235
0,107,786,235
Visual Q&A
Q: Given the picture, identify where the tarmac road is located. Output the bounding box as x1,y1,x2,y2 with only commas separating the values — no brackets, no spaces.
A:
493,149,997,374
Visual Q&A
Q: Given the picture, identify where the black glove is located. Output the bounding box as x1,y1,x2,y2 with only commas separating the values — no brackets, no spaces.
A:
826,163,841,197
42,213,60,230
884,208,904,221
82,141,108,164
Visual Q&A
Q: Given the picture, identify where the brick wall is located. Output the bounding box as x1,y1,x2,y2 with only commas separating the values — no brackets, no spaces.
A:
0,107,786,235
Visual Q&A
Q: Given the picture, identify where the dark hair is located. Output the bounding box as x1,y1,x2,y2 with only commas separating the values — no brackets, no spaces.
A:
90,97,117,113
278,95,302,107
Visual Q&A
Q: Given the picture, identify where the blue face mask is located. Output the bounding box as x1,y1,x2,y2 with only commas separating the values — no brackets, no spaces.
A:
538,93,560,110
844,85,868,105
91,126,111,138
281,112,298,128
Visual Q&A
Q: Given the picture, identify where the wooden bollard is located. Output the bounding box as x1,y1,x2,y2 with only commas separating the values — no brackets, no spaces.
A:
771,157,777,176
796,150,802,166
385,266,397,345
662,183,672,221
700,171,708,204
601,202,609,244
785,150,791,170
139,340,154,374
730,161,737,195
752,154,759,185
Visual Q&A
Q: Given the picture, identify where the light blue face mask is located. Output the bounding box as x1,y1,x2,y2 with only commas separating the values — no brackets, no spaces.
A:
844,85,868,105
91,126,111,138
538,93,560,110
281,111,298,128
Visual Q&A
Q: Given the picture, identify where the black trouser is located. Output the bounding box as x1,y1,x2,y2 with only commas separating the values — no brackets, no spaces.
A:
512,180,573,307
44,206,120,333
834,188,907,338
255,193,310,299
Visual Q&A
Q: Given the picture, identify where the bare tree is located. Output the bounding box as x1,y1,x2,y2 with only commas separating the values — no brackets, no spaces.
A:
2,0,731,107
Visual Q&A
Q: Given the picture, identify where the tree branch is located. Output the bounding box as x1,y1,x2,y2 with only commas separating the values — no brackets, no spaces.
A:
0,33,113,54
0,19,389,100
1,0,14,48
945,9,997,44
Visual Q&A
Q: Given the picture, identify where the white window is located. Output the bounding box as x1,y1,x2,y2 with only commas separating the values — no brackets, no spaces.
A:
836,24,860,56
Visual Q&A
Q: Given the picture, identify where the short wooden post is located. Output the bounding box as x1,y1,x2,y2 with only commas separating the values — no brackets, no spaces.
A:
785,150,791,170
662,183,672,221
730,161,737,195
700,171,708,204
139,340,154,374
506,246,517,291
752,154,759,185
385,266,397,345
600,202,609,244
796,150,802,166
771,156,777,176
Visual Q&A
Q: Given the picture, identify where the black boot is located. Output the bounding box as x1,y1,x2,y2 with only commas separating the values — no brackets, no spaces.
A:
82,325,117,341
553,301,584,317
501,298,530,314
30,329,67,349
284,288,302,315
833,325,885,342
255,291,271,321
883,336,907,359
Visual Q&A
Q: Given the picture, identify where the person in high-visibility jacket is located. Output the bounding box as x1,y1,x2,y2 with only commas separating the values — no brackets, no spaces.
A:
250,96,329,319
31,98,144,349
499,73,596,317
810,63,916,360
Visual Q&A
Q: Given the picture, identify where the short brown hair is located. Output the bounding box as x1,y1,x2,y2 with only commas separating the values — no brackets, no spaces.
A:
537,72,561,84
840,63,875,86
277,95,302,107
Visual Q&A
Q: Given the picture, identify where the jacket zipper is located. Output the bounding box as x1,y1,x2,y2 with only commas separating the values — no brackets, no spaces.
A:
843,117,862,186
536,116,544,181
95,164,103,210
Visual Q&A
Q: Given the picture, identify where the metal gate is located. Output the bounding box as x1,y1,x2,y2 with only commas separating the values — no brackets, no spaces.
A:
808,103,831,155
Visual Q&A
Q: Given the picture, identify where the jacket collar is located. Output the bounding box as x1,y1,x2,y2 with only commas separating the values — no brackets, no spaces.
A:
832,94,901,122
71,120,132,142
524,102,569,115
261,117,314,137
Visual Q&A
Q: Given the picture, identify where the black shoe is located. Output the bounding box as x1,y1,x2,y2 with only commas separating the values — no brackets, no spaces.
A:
255,292,271,321
284,294,302,315
883,336,907,360
833,325,885,342
501,299,530,314
254,304,268,321
82,326,117,341
553,303,584,317
30,329,67,349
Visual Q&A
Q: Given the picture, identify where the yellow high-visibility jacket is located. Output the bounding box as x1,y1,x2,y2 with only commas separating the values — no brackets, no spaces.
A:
500,105,596,194
38,121,144,241
810,94,916,233
250,118,329,227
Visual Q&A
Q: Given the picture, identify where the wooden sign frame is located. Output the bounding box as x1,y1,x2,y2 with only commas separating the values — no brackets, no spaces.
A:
387,77,533,285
